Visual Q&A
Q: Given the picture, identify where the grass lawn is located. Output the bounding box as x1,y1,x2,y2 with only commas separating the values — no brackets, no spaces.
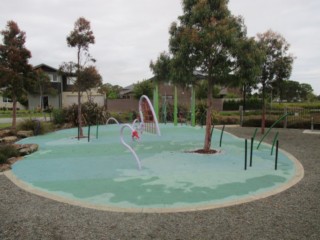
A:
0,123,11,129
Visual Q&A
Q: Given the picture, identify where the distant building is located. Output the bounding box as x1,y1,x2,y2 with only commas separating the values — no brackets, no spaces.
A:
28,64,105,110
0,93,25,110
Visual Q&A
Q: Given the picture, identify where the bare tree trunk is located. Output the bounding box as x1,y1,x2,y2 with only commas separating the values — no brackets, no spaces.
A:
204,79,213,152
261,82,266,134
78,91,83,137
77,47,83,138
12,96,17,130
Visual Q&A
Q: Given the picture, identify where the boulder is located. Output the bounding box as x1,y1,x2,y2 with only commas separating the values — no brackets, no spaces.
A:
0,136,18,143
17,144,39,156
0,129,11,138
17,130,34,138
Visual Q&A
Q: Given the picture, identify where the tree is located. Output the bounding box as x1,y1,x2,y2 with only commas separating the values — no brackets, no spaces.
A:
133,79,153,99
0,21,32,129
168,0,248,152
257,30,294,133
233,37,264,111
99,83,122,99
63,17,97,137
299,83,314,101
150,52,171,83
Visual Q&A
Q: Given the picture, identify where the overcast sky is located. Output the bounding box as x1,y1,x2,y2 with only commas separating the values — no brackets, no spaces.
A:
1,0,319,94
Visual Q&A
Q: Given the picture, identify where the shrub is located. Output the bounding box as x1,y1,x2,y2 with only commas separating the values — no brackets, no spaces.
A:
17,119,54,135
65,102,108,127
223,98,262,111
52,109,67,125
0,145,19,164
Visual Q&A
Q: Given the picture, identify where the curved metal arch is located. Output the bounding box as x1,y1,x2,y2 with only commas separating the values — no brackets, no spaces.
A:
120,124,142,170
138,95,161,136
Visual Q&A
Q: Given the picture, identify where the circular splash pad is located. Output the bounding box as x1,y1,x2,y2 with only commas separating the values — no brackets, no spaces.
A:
8,124,303,212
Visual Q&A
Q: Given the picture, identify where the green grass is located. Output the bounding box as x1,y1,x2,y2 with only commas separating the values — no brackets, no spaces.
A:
0,110,45,118
0,123,11,129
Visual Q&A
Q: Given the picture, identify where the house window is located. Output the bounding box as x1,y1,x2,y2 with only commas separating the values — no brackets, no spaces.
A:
2,97,12,102
67,77,76,85
48,74,54,82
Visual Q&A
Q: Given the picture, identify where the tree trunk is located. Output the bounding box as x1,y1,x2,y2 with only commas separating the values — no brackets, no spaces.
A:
77,46,83,138
261,82,266,134
39,86,43,111
204,79,213,152
12,96,17,130
78,90,83,138
243,84,246,112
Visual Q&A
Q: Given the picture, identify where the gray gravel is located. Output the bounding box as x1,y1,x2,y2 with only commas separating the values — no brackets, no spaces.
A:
0,127,319,240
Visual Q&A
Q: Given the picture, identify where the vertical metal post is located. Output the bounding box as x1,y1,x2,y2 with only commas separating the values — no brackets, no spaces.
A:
275,140,279,170
88,125,91,142
284,107,288,129
153,84,159,120
78,125,80,140
239,105,243,126
174,86,178,126
250,137,253,167
252,128,258,141
245,139,248,170
219,125,225,147
271,132,279,155
191,85,196,127
96,124,99,139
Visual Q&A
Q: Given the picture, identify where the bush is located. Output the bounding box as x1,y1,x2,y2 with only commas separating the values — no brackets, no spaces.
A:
52,109,67,125
223,98,262,111
0,145,19,164
65,102,108,127
17,119,54,135
196,102,207,125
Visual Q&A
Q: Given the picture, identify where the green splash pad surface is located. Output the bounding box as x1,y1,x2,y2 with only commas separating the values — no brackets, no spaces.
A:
12,124,299,211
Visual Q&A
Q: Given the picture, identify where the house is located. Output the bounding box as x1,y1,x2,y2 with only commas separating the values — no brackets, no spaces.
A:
28,64,105,110
0,93,26,110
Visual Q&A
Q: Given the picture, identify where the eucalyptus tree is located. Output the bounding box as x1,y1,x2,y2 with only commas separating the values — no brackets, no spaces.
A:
257,30,294,133
0,21,32,129
233,37,264,111
168,0,248,152
62,17,99,137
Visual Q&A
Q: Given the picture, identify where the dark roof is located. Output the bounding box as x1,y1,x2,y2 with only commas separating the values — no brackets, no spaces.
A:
34,64,59,72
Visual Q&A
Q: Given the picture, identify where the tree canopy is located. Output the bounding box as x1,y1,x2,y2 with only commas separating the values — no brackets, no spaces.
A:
0,20,32,129
257,30,294,133
167,0,251,151
133,80,153,100
61,17,100,137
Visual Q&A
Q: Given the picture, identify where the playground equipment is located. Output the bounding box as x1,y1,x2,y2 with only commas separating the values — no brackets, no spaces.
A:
106,117,120,125
138,95,161,136
257,113,289,149
120,124,142,170
120,95,161,169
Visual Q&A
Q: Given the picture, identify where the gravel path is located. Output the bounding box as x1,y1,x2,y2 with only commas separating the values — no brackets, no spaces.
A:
0,127,319,240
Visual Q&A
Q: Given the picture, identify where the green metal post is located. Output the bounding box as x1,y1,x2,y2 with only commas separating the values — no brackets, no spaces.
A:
271,132,279,155
174,86,178,126
153,84,159,120
191,86,196,127
252,128,258,141
257,113,289,150
96,124,99,139
219,125,225,147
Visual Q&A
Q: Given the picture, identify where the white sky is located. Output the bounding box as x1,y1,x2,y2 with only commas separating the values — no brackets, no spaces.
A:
1,0,319,94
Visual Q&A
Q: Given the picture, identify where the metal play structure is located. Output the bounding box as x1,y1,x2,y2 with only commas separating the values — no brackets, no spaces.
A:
119,95,161,170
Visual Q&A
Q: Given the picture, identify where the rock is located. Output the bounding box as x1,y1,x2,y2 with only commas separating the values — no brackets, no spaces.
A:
1,136,18,143
18,144,39,156
0,129,11,138
17,130,34,138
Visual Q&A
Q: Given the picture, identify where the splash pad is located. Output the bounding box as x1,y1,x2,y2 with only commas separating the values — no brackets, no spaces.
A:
8,124,303,213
